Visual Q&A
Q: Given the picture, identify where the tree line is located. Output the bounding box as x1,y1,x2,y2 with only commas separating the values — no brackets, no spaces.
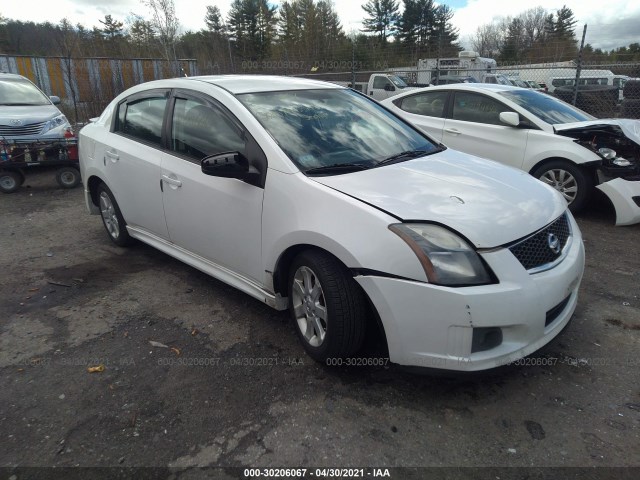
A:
470,5,640,64
1,0,639,77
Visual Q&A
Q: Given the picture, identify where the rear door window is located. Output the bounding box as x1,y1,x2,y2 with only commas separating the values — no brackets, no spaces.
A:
115,93,168,146
398,91,449,118
451,92,514,126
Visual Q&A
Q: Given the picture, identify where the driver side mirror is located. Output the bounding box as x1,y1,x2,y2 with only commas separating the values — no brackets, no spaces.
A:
499,112,520,127
50,95,61,105
201,152,260,184
384,84,395,92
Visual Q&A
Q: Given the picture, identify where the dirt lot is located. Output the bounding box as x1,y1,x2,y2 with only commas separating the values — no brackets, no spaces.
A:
0,170,639,476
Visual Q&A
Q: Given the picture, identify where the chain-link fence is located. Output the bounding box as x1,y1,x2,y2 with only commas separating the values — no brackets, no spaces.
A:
3,52,640,122
288,61,640,119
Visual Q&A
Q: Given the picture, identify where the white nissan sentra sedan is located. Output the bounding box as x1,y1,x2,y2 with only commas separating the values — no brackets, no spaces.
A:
79,76,585,371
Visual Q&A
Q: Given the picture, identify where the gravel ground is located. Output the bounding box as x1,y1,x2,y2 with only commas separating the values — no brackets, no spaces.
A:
0,170,639,478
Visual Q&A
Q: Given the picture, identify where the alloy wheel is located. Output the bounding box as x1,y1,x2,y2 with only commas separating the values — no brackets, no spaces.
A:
291,266,327,347
539,168,578,203
99,191,120,239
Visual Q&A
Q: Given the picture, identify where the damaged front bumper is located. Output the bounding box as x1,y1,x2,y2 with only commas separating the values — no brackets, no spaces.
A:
596,175,640,226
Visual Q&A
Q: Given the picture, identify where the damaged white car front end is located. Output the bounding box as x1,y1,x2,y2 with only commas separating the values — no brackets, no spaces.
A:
555,119,640,226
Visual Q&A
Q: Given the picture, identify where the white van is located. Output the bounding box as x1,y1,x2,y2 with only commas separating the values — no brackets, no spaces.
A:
549,73,629,101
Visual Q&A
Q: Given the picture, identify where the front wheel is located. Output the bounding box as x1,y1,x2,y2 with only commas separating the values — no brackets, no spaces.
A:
96,183,134,247
289,250,366,362
531,160,593,213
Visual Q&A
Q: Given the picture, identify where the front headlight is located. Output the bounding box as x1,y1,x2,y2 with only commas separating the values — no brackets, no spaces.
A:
389,223,494,286
41,114,70,134
598,147,632,166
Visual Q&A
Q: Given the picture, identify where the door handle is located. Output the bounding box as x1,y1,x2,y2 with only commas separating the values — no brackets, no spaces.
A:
444,128,461,135
105,150,119,162
162,174,182,188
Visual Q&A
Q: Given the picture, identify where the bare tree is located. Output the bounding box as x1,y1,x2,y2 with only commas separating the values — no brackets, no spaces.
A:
520,7,547,49
470,20,505,58
141,0,180,74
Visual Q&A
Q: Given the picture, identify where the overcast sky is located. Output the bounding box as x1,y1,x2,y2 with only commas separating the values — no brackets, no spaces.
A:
2,0,639,51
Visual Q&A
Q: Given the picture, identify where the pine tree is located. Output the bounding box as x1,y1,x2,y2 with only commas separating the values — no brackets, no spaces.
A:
361,0,400,43
99,15,124,39
500,17,525,62
430,4,459,57
204,5,226,35
228,0,277,60
555,5,577,39
277,0,343,61
398,0,436,56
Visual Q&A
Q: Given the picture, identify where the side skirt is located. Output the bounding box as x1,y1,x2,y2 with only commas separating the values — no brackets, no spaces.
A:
127,226,288,310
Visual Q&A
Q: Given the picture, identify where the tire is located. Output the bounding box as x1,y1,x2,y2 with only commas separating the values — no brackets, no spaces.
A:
531,160,593,214
0,170,22,193
96,183,134,247
56,166,81,189
288,250,366,362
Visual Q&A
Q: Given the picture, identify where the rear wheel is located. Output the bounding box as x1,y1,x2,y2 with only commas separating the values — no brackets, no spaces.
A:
56,166,81,189
96,183,134,247
531,160,593,213
0,170,22,193
289,250,366,362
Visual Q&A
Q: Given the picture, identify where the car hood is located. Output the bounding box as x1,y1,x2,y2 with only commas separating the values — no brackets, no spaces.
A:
312,149,567,248
554,119,640,145
0,104,61,125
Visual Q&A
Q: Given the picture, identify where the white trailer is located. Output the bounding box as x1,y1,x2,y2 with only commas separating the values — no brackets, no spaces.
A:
389,52,510,86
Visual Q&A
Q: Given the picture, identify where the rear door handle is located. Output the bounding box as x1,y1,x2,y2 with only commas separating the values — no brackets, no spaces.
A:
162,174,182,188
444,128,461,135
105,150,119,162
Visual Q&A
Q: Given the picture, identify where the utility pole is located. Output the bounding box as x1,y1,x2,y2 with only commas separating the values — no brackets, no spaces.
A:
572,24,587,106
351,38,356,89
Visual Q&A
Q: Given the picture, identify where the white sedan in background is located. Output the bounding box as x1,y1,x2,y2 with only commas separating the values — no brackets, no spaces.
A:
382,84,640,225
79,76,584,371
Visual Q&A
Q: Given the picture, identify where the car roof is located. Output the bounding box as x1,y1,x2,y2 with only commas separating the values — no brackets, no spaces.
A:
187,75,342,94
427,83,525,93
0,72,29,81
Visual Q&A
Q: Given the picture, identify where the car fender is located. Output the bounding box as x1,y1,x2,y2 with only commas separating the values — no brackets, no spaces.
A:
261,169,429,290
523,129,601,173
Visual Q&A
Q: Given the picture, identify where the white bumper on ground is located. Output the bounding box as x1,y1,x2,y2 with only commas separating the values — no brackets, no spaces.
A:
596,177,640,226
356,220,585,371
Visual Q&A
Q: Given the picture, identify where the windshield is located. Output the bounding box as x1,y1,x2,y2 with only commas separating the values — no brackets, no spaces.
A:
389,75,409,88
499,89,594,124
0,77,51,105
239,88,438,173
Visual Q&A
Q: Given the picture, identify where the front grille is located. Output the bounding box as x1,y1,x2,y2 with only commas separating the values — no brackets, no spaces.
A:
0,121,46,137
509,213,571,271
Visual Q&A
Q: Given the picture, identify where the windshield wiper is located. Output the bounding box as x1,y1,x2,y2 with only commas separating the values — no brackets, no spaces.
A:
376,149,433,167
304,163,370,176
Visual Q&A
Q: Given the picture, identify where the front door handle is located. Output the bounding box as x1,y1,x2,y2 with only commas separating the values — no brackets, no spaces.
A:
105,150,119,162
162,174,182,188
444,128,461,135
